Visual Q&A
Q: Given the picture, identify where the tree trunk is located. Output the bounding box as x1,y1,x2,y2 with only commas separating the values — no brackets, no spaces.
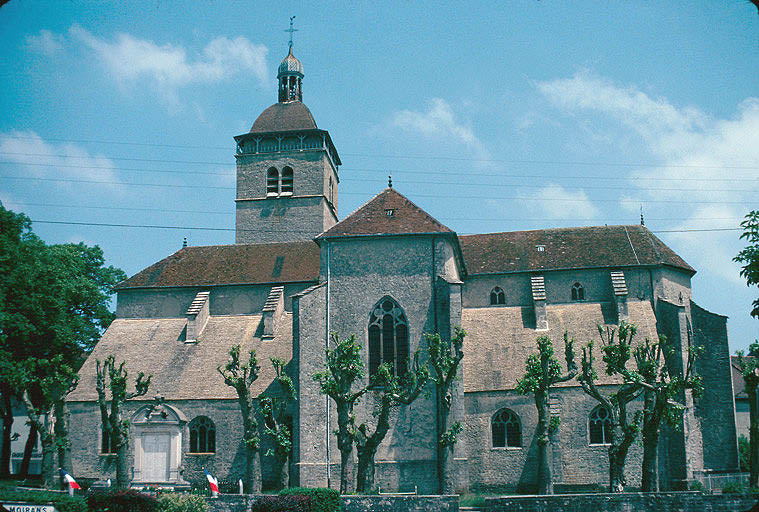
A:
641,390,664,492
275,454,289,490
54,401,71,474
19,423,37,478
115,440,130,489
437,388,454,494
0,389,12,477
336,402,353,493
749,382,759,488
608,448,626,493
535,390,553,495
245,444,261,493
39,429,56,489
339,446,351,494
356,447,375,494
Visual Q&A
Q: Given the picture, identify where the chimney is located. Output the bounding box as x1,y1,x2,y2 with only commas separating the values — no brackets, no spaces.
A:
531,275,548,331
610,271,629,321
185,291,210,343
262,285,285,338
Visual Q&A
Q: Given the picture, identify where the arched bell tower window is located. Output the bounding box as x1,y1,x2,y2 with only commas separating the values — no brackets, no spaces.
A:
267,167,279,196
368,297,409,378
281,167,294,195
571,282,585,301
490,286,505,305
189,416,216,454
492,408,521,448
588,405,612,445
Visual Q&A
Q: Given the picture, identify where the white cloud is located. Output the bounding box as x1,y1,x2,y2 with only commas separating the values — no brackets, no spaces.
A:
25,29,65,55
520,183,600,220
0,131,119,188
536,72,758,280
391,98,488,159
68,26,268,106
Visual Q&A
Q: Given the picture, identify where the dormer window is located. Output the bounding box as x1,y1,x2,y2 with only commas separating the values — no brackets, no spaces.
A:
536,245,545,252
385,209,395,217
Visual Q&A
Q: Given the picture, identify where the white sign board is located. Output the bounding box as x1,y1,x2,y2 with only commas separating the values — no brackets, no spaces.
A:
1,503,57,512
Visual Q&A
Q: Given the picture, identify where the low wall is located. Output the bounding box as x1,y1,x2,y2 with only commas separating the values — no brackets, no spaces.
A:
485,492,759,512
205,494,459,512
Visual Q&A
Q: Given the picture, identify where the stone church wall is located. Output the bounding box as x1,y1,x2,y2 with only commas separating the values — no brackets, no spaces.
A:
465,387,644,492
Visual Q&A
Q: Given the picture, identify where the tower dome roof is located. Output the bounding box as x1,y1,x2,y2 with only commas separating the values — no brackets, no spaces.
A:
250,101,317,133
278,47,303,77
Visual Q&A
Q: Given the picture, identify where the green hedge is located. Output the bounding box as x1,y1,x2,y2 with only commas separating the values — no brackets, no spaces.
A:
0,485,87,512
157,492,209,512
280,487,340,512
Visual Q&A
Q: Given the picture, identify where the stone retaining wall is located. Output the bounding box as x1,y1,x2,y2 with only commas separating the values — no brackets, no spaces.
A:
205,494,459,512
485,492,759,512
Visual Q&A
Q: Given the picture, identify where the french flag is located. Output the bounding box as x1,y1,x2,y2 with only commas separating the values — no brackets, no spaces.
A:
59,469,81,490
204,468,219,495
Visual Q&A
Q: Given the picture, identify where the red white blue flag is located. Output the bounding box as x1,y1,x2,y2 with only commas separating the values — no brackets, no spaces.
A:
59,469,81,489
204,468,219,494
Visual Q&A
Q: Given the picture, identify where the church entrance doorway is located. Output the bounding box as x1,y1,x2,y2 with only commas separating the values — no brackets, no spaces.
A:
142,433,171,482
130,401,187,484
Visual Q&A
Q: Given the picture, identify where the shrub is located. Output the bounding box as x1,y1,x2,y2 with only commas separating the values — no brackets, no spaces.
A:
722,481,747,494
158,492,209,512
280,487,340,512
688,480,705,493
87,488,160,512
0,485,87,512
739,435,750,472
251,495,311,512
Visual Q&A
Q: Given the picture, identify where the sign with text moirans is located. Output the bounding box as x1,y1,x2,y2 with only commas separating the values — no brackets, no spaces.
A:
1,503,57,512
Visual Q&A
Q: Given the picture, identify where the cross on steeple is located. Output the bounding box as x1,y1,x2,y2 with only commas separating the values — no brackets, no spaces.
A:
285,16,298,50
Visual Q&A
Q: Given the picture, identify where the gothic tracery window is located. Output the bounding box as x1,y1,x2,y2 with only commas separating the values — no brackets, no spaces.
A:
492,408,521,448
589,405,612,445
490,286,505,305
189,416,216,454
571,282,585,301
368,297,409,378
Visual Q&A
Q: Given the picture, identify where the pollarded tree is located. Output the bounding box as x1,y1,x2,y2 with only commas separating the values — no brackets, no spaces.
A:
516,333,577,495
260,357,296,490
313,333,371,493
577,322,642,492
634,335,702,492
736,211,759,319
424,327,466,494
354,352,430,493
218,345,262,493
95,356,151,489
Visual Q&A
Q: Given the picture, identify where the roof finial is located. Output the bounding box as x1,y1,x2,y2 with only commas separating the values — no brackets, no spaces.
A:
182,236,188,248
388,175,392,188
640,205,645,226
285,16,297,51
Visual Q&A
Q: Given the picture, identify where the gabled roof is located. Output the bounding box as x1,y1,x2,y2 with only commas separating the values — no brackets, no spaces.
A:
249,101,317,133
115,241,320,290
459,225,695,275
320,188,454,238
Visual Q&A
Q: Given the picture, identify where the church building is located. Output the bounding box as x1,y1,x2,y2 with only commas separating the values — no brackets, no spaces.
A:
67,43,739,493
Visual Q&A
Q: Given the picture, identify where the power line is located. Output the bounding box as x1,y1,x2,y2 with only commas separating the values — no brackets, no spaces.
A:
29,218,743,235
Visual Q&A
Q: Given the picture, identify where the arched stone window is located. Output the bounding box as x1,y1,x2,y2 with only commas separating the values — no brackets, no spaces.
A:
267,167,279,196
571,282,585,301
368,297,409,378
281,166,294,195
189,416,216,454
589,405,612,445
490,286,505,305
492,408,521,448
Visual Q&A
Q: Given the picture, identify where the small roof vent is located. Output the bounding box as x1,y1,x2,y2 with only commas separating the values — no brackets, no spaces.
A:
536,245,545,252
385,209,395,217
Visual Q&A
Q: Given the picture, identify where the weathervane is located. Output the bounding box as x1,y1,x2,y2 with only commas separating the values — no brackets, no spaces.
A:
285,16,297,50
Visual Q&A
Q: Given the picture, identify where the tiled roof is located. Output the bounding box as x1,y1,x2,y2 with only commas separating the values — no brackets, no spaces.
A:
320,188,454,238
459,225,694,275
115,241,320,289
68,314,292,401
250,101,317,133
731,355,755,399
462,300,659,392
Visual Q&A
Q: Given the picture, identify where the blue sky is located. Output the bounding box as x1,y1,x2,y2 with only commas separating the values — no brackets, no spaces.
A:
0,1,757,351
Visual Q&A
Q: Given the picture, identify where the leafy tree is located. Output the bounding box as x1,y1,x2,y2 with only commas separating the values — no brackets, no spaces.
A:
740,434,751,472
0,203,125,484
96,356,151,489
516,333,577,495
260,357,296,490
313,333,371,493
736,341,759,487
577,322,642,492
736,211,759,319
633,336,702,492
424,327,466,494
218,345,262,493
354,353,430,493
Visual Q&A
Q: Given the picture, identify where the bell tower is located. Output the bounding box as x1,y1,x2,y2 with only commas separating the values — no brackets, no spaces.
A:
233,35,340,244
